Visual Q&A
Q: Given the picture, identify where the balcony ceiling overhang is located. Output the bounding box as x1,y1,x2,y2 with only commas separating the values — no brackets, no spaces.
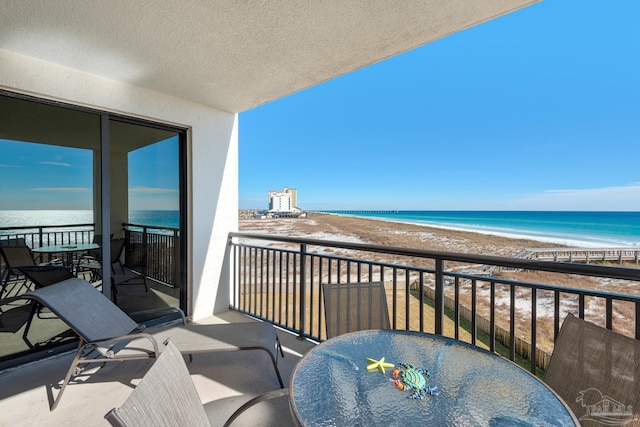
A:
1,0,538,113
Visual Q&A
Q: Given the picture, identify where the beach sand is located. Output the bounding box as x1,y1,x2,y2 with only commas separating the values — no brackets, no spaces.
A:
240,212,566,256
239,213,636,297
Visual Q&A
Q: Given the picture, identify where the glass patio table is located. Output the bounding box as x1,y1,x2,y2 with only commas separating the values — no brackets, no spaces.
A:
289,329,578,427
32,243,99,271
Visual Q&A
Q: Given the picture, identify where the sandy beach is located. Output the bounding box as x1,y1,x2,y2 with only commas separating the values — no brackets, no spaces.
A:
240,212,567,257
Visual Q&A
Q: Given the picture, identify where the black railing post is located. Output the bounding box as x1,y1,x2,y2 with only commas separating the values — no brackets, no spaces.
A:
142,226,149,276
434,258,444,336
636,301,640,340
173,229,180,288
298,243,307,339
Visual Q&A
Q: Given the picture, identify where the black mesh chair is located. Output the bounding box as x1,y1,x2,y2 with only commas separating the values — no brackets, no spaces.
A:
0,243,60,298
19,265,75,288
322,281,391,339
76,237,148,303
544,313,640,424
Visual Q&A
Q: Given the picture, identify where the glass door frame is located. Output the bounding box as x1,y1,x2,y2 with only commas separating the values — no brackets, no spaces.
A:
0,90,188,368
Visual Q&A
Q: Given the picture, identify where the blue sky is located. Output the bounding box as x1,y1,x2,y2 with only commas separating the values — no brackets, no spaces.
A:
0,136,178,211
0,140,94,210
239,0,640,211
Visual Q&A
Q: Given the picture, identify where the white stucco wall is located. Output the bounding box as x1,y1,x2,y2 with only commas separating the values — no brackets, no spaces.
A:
0,48,237,320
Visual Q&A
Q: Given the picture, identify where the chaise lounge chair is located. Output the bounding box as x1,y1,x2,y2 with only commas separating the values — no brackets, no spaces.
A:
25,277,285,410
322,281,391,339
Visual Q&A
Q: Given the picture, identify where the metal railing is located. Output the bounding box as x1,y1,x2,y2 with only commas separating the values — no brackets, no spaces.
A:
0,224,94,248
124,223,180,287
0,224,94,266
228,232,640,374
0,223,180,288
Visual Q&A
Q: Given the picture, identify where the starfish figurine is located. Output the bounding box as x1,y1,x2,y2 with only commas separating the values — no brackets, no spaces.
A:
366,357,395,375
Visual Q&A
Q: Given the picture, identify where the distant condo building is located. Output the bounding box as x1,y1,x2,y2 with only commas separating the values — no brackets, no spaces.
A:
268,187,304,217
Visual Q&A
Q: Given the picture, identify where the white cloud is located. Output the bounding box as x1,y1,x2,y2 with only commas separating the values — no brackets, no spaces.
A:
31,187,89,193
508,183,640,211
129,186,178,194
39,161,71,167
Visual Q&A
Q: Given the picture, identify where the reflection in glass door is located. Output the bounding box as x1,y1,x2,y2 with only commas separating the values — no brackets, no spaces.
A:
0,93,186,368
0,94,100,364
108,119,185,317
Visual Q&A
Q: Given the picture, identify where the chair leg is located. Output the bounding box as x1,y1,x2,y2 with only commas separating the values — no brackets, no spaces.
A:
50,340,87,411
223,388,290,427
266,348,285,388
276,336,285,358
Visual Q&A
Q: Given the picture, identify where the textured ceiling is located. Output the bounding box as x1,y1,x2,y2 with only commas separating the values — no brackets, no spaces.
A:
0,0,538,113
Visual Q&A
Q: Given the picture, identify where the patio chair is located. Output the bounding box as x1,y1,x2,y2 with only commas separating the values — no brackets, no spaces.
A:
0,299,33,347
544,313,640,424
76,237,148,302
18,265,75,288
105,340,290,427
322,281,390,339
25,277,285,411
0,237,27,250
0,244,60,298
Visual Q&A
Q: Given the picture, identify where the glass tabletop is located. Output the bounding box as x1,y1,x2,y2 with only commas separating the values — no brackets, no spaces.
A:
33,243,99,253
289,330,578,427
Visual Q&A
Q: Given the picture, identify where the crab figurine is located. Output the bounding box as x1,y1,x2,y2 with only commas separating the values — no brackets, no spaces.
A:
391,362,439,399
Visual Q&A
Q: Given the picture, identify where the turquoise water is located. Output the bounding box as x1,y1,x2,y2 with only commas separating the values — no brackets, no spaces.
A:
128,210,179,229
322,211,640,247
3,209,639,247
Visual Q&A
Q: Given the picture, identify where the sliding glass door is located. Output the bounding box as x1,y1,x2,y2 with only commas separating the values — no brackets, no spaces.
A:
0,92,187,367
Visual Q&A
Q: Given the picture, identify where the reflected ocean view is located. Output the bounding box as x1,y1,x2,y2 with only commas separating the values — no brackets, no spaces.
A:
0,210,179,233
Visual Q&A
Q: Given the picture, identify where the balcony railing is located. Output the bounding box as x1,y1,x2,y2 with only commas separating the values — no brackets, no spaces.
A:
228,232,640,375
0,224,94,265
123,222,180,288
1,223,179,288
0,224,94,247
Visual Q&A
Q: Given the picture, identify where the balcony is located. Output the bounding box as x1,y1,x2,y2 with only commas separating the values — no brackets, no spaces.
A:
0,310,314,426
1,225,639,424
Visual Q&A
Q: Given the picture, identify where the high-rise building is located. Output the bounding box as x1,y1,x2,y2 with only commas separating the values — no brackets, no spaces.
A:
268,187,301,215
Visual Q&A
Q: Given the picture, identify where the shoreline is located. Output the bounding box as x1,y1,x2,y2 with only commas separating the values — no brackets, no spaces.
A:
239,213,570,258
323,212,629,249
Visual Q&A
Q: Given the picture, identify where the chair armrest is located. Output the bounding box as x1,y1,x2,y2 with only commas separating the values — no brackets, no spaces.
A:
92,332,161,358
130,306,187,326
222,388,290,427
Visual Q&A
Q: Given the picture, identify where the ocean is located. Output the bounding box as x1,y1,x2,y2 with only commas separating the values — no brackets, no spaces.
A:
2,209,639,248
0,210,179,232
322,211,640,248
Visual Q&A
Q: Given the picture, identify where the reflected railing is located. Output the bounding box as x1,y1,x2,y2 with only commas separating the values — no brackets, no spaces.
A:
228,232,640,375
0,224,94,248
0,223,179,288
123,222,180,288
0,224,94,266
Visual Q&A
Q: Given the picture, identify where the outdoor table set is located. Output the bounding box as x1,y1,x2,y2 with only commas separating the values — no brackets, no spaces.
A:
289,329,578,426
32,243,99,274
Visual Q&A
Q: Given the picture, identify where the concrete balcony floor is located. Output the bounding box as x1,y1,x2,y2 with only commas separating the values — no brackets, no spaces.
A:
0,311,316,426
